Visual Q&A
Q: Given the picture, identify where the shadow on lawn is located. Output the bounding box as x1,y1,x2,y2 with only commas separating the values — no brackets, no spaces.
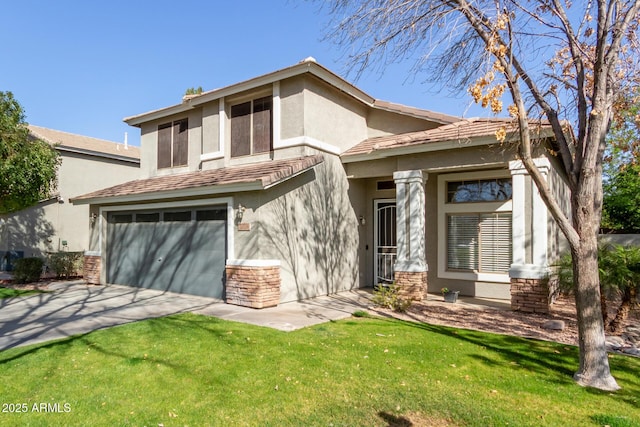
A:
364,312,640,410
370,312,577,383
378,411,412,426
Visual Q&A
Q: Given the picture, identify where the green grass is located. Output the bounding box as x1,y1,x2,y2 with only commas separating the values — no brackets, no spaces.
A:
0,287,42,299
0,314,638,426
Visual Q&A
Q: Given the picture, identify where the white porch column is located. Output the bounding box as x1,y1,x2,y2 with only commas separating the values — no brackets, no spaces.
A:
508,159,551,278
393,170,427,271
508,159,552,313
392,170,427,300
509,163,527,268
532,162,550,268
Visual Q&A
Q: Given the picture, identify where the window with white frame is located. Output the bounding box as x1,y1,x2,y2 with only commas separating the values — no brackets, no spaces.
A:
447,212,512,273
438,171,513,281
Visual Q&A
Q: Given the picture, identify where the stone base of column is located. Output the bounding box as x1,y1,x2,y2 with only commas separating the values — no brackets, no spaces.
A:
83,255,101,285
394,271,427,301
225,265,281,309
510,277,552,314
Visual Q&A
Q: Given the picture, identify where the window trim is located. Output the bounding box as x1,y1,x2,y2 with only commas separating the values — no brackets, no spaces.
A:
229,95,273,158
446,177,512,204
437,170,512,283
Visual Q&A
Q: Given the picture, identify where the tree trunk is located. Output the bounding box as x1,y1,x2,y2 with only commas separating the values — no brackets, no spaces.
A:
571,176,620,390
600,292,608,329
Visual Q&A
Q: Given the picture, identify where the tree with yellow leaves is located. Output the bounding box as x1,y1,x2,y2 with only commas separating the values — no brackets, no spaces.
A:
324,0,640,391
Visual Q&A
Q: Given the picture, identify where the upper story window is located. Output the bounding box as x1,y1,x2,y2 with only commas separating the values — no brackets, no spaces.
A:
446,178,512,203
230,96,272,157
158,119,188,169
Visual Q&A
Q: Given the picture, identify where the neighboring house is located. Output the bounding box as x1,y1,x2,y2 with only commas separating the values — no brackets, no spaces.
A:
0,126,140,270
72,58,569,313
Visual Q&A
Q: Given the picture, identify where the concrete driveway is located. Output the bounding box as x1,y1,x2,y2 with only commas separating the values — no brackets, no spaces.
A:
0,281,372,351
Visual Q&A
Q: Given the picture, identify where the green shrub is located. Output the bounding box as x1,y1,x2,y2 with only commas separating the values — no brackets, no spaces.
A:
352,310,370,318
48,252,83,279
556,244,640,295
12,257,44,284
554,244,640,332
372,283,412,313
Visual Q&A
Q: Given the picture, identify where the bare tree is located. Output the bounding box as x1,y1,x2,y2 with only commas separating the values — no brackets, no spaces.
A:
323,0,640,391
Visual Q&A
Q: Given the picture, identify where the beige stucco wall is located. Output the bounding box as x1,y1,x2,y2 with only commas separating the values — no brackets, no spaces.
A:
280,76,305,141
233,155,360,303
139,108,203,177
366,109,441,139
302,76,369,152
346,145,523,300
140,73,445,179
1,151,140,259
201,102,220,156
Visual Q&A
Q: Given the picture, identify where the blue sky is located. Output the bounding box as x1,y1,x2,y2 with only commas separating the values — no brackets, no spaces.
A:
2,0,487,146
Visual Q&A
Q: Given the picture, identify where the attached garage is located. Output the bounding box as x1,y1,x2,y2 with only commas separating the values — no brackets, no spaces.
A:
71,155,325,305
106,205,227,298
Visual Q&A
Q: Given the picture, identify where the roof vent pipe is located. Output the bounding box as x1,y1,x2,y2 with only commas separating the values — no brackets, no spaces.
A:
124,132,128,149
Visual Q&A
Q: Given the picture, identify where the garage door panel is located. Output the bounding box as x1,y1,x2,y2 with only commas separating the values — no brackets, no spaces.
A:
106,208,226,299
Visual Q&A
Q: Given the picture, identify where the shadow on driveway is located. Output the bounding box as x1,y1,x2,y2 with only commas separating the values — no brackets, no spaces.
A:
0,282,373,351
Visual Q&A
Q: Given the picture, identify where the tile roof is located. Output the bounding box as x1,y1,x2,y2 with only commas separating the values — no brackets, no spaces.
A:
342,118,551,158
28,125,140,161
71,155,324,203
372,100,459,124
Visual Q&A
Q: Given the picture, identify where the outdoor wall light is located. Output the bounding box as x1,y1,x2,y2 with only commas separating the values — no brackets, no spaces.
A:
359,215,366,226
236,204,246,222
90,213,97,225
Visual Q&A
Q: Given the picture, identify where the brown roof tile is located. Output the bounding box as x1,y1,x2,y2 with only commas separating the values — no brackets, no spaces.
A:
71,155,324,203
342,118,551,157
28,125,140,161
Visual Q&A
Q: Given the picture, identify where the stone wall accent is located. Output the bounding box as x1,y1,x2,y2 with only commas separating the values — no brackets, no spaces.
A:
83,255,101,285
394,271,427,301
225,265,281,309
510,277,551,313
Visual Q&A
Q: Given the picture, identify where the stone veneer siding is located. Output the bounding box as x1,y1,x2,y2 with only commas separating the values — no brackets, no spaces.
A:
83,255,101,285
510,277,553,314
225,265,281,309
394,271,427,301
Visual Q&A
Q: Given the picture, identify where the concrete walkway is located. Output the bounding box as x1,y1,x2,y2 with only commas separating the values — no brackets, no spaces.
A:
0,281,372,351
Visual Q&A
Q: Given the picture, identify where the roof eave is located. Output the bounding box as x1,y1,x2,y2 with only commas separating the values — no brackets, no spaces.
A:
71,181,266,206
341,135,516,163
371,102,460,125
124,103,194,127
341,125,556,163
123,61,376,127
57,145,140,164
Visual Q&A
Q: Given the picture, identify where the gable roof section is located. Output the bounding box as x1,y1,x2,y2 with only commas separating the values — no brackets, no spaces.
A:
28,125,140,163
372,100,458,123
123,58,458,127
71,155,324,205
342,118,553,162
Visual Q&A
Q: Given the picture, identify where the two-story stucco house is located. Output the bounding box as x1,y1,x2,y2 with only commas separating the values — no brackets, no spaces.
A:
0,126,140,270
72,58,569,313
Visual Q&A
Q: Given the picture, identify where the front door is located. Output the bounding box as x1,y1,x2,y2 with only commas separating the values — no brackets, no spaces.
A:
374,199,396,285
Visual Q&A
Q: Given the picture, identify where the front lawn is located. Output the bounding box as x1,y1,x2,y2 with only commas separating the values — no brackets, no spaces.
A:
0,286,42,299
0,313,638,426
